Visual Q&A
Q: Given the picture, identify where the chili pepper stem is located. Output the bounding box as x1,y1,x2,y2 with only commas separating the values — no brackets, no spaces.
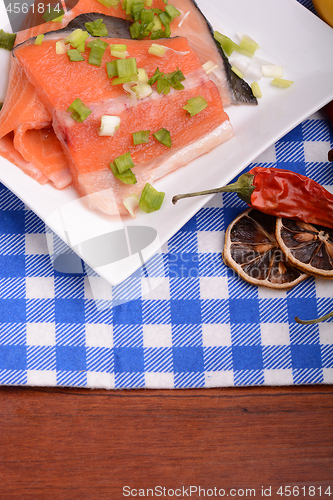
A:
295,310,333,325
172,172,255,205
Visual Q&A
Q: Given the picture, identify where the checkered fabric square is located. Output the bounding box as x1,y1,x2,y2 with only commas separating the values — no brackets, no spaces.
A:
0,108,332,389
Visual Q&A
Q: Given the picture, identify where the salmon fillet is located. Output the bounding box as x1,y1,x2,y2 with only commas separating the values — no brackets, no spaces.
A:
0,57,71,187
0,0,250,197
14,36,233,214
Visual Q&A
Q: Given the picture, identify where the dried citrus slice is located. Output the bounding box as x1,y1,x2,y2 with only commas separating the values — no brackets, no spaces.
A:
276,218,333,279
223,208,308,289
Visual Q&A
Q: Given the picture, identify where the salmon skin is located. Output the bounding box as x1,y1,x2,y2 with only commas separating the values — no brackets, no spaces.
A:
14,36,233,215
185,0,257,105
26,12,133,40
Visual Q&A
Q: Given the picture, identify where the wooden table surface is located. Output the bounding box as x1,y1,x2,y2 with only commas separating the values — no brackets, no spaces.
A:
0,385,332,500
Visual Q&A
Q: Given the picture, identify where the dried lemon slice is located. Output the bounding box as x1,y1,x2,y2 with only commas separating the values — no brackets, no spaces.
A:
223,209,309,289
276,218,333,279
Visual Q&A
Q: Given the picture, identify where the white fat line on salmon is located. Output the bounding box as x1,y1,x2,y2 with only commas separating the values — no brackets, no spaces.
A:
76,121,234,216
178,11,190,28
54,69,212,127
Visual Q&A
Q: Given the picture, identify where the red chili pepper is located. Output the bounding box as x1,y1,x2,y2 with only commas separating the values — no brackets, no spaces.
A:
172,166,333,229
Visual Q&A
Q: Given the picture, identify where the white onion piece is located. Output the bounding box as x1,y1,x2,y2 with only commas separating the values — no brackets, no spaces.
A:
98,116,121,136
132,83,153,99
202,60,219,75
56,40,68,54
261,64,283,78
137,68,149,83
123,193,140,218
251,56,274,68
123,81,138,106
245,64,262,81
229,57,249,75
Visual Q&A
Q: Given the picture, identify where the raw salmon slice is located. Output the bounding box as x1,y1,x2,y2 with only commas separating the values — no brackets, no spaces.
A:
0,57,71,188
0,14,133,189
15,0,256,106
1,0,252,193
14,36,233,215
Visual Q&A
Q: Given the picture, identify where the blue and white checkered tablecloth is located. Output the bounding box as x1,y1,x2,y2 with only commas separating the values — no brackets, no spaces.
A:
0,0,332,390
0,109,332,389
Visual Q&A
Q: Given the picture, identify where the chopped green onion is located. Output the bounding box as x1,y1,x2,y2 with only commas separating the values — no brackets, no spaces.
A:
251,81,262,98
214,31,238,57
148,43,167,57
157,77,170,94
137,68,148,83
133,130,150,144
165,4,181,19
116,57,137,78
35,34,44,45
0,30,16,51
238,34,259,57
150,28,165,40
110,49,128,59
110,162,137,184
231,65,244,79
98,115,121,136
88,39,109,66
123,193,140,217
271,78,294,88
85,18,108,37
51,12,65,23
64,29,89,49
125,0,136,15
129,21,142,39
215,31,259,59
43,6,65,22
151,14,163,31
131,0,145,21
153,128,172,148
183,95,208,117
111,44,127,52
148,67,164,86
139,183,165,213
110,151,137,184
114,151,135,173
56,40,68,54
67,98,92,122
67,49,85,62
130,20,154,39
132,82,153,99
96,0,120,6
167,68,185,90
77,41,86,53
148,67,185,92
158,11,172,28
140,9,154,24
106,60,118,78
111,74,138,85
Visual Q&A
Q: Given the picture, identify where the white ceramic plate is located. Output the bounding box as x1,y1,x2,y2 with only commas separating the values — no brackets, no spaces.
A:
0,0,333,286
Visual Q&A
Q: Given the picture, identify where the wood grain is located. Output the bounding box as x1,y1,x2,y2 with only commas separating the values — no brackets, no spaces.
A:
0,385,332,500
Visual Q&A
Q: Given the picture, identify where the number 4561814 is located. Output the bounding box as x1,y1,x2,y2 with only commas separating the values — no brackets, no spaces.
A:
277,486,332,496
6,3,62,14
